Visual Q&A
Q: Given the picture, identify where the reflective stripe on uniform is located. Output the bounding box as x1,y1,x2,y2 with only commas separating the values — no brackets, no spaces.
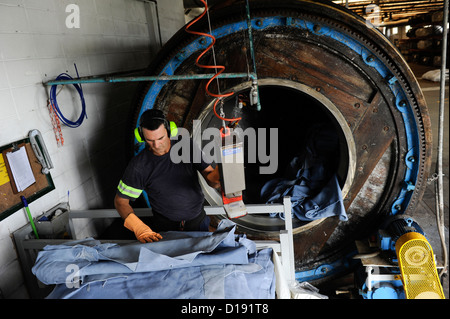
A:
117,180,143,199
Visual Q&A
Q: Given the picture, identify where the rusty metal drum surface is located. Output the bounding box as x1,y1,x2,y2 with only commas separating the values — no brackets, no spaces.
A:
129,0,432,282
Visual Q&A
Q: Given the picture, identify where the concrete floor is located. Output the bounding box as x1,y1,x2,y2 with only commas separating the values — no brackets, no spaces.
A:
408,62,449,299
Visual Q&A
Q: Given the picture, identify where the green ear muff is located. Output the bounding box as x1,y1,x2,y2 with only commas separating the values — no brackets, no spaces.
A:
134,127,143,143
169,121,178,137
135,121,178,143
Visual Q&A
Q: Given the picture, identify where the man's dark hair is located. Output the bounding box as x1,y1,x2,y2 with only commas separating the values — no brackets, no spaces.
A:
140,109,168,131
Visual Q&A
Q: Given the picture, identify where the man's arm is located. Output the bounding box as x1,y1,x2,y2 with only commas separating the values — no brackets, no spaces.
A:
201,165,221,189
114,194,134,219
114,194,162,242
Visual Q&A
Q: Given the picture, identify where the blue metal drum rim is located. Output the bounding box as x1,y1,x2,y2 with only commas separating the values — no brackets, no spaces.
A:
132,0,431,282
135,15,421,219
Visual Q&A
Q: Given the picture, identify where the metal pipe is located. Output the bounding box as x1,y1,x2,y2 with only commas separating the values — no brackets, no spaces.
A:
44,72,257,86
245,0,261,111
339,0,443,7
341,1,443,14
436,0,448,278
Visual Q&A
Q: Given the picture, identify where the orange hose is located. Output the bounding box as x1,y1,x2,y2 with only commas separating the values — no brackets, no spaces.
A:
185,0,241,124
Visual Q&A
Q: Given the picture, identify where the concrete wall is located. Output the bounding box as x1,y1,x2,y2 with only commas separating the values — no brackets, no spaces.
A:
0,0,185,298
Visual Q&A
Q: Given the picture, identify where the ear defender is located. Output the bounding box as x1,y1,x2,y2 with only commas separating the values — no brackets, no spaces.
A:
134,127,144,143
169,121,178,137
134,121,178,143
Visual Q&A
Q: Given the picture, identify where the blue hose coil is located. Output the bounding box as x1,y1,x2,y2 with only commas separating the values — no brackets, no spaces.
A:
49,73,87,128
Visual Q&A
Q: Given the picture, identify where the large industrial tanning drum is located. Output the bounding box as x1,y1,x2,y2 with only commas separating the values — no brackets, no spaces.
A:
128,0,432,282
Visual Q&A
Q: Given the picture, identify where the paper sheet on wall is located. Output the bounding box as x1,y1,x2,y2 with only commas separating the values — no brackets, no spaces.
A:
6,146,36,192
0,154,10,186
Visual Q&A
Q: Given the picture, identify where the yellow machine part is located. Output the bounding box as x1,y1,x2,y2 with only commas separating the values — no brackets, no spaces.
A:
395,232,445,299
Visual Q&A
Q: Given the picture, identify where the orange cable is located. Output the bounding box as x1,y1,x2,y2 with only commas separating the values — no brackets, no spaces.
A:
185,0,241,124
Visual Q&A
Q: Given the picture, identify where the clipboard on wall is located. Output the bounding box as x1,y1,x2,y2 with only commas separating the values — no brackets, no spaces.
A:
0,138,55,222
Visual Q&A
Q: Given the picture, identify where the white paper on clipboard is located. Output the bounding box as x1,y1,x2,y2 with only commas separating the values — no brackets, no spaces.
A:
6,146,36,192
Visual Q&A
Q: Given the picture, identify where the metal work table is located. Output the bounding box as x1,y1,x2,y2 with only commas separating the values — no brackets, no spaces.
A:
13,197,295,299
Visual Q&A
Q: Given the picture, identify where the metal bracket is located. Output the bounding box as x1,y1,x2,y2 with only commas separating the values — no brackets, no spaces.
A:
28,129,53,174
245,0,261,111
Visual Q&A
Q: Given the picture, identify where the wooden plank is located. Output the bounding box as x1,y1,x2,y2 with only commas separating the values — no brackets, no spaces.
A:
344,91,396,208
293,217,340,264
256,37,375,103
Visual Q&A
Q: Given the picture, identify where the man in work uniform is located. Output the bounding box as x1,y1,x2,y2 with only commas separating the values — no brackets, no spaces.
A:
114,109,220,243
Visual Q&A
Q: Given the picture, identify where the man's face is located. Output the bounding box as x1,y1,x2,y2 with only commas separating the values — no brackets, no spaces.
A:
142,124,171,156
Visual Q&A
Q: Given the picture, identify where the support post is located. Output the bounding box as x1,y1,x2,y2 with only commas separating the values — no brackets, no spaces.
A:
280,196,295,282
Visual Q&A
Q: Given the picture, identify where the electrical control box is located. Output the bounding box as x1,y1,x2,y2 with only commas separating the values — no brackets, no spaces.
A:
218,129,247,219
219,141,245,196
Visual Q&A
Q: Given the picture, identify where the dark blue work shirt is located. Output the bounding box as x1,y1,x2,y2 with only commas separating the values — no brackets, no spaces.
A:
117,138,211,222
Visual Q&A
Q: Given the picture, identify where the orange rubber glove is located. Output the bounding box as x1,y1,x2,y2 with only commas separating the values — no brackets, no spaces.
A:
124,213,162,243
